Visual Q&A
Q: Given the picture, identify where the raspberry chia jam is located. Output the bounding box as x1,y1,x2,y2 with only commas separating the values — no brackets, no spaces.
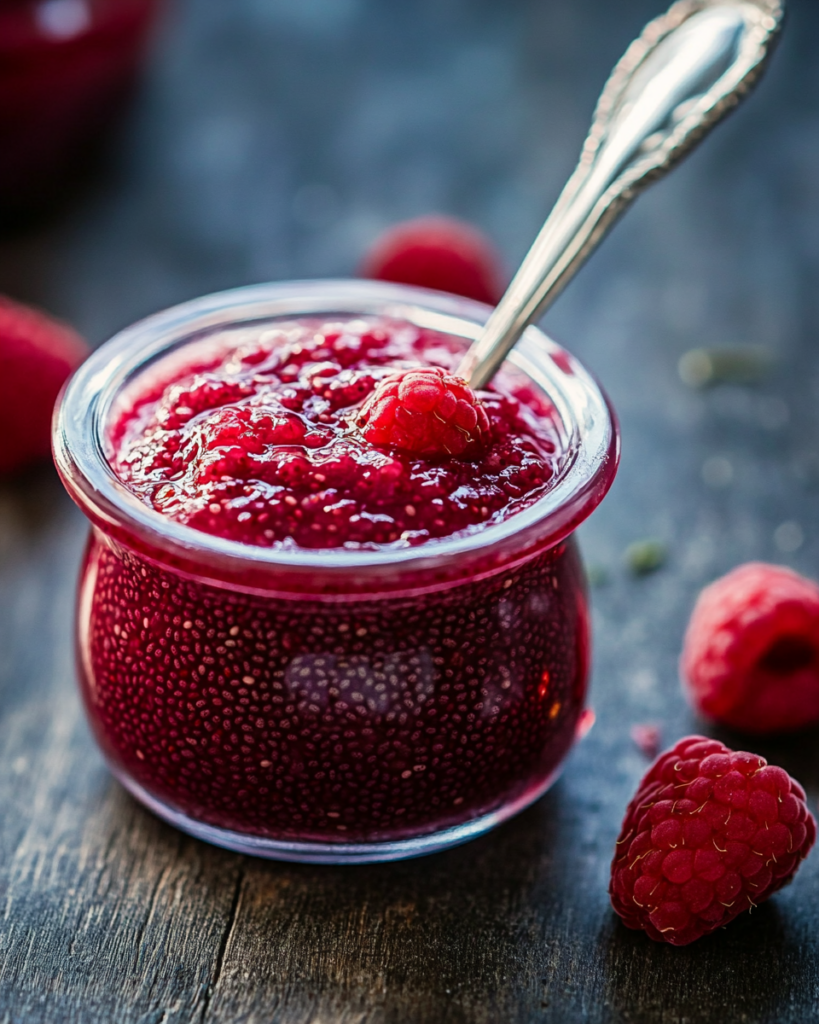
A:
54,281,618,862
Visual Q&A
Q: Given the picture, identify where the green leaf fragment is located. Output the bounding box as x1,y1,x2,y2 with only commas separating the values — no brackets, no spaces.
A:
624,539,667,575
585,564,610,588
678,346,774,388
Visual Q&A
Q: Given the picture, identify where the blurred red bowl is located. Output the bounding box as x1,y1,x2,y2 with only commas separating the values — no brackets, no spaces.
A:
0,0,161,223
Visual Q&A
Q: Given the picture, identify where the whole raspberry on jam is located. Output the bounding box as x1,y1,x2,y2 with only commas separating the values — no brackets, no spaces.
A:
681,563,819,734
610,735,815,946
0,295,88,474
356,366,491,458
360,216,505,305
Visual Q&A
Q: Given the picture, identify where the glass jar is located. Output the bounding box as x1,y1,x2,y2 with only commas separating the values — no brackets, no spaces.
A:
53,280,619,862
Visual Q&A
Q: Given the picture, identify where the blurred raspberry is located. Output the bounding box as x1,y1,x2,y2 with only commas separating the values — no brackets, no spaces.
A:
631,723,662,759
681,563,819,733
0,294,88,474
356,365,490,458
610,735,815,946
360,215,504,305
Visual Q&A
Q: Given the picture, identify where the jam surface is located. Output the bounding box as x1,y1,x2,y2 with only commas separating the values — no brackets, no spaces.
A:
111,317,562,549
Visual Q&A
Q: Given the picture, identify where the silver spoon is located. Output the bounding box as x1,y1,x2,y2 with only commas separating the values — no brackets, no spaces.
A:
457,0,785,389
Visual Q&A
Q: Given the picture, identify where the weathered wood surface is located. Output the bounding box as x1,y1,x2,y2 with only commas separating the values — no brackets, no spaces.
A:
2,0,819,1020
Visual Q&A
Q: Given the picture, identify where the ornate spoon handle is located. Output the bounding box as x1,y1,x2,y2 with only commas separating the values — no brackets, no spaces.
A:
457,0,784,389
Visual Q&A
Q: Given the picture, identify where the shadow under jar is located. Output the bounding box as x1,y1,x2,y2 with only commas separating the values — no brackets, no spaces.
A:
54,280,618,863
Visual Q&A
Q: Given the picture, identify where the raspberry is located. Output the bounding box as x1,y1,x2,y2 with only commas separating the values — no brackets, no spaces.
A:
0,295,88,474
631,723,662,760
681,563,819,733
610,736,815,946
356,366,491,458
360,216,505,305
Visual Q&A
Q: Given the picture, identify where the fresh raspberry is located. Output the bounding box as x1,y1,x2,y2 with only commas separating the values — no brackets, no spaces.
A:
610,735,815,946
356,366,491,458
360,216,505,305
0,295,88,474
681,563,819,734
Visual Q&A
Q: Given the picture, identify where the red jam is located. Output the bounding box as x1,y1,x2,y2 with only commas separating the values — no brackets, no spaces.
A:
111,317,561,549
71,311,596,852
82,533,588,844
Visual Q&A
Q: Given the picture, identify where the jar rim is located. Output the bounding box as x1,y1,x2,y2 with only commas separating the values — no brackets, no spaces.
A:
53,279,619,595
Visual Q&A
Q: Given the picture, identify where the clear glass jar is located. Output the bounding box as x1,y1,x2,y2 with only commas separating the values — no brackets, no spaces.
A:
53,280,619,862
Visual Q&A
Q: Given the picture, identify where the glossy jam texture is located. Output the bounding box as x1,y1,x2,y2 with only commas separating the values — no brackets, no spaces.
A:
80,533,588,843
111,317,562,549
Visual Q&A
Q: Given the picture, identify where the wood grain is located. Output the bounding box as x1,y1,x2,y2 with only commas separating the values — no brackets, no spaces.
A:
2,0,819,1020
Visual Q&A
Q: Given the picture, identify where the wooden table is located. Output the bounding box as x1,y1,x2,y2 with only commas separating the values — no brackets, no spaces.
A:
2,0,819,1020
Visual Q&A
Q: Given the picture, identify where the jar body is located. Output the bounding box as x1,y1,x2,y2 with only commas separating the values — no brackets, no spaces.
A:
55,279,619,861
77,528,589,860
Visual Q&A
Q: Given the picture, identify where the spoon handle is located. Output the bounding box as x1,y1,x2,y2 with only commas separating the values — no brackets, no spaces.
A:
458,0,784,389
